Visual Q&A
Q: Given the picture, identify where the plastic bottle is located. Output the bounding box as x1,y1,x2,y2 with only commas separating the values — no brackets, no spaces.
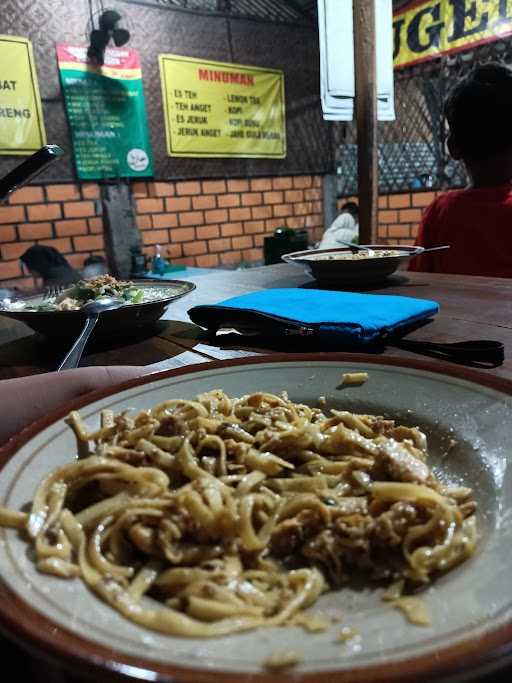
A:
152,244,167,276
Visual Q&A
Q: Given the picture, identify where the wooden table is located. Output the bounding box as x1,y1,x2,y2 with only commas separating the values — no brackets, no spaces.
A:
0,264,510,380
1,264,511,682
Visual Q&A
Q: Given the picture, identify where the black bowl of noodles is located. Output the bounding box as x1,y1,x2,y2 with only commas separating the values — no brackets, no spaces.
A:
0,279,195,338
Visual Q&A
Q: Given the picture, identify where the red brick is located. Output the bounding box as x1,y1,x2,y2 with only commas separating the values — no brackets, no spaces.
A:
142,230,169,246
0,225,16,241
272,177,293,190
9,186,44,204
63,201,96,219
227,179,249,192
265,218,286,232
196,254,220,267
398,238,415,245
378,195,388,209
176,181,201,196
221,222,243,237
388,194,410,209
46,184,80,202
253,234,265,247
250,178,272,191
284,190,303,203
272,204,293,217
313,176,322,188
136,215,152,230
305,214,323,228
229,207,251,221
221,250,242,265
412,192,436,207
245,220,265,234
242,248,262,262
202,179,226,194
217,193,240,208
40,237,72,252
71,234,104,251
18,222,53,240
0,205,25,224
204,209,228,224
153,213,179,229
136,198,164,214
183,241,207,256
192,195,216,210
171,227,195,242
82,183,100,200
263,191,283,205
286,217,305,229
293,202,312,216
151,182,175,197
379,210,399,224
208,238,231,253
399,208,422,223
131,182,147,197
167,244,183,258
241,192,263,207
411,224,420,238
179,211,204,227
251,206,273,219
172,257,196,266
388,225,412,238
88,217,103,234
0,260,22,279
165,197,191,212
197,225,220,240
1,241,32,260
305,189,321,201
293,175,313,189
232,235,253,249
54,219,88,237
1,276,33,289
27,204,61,222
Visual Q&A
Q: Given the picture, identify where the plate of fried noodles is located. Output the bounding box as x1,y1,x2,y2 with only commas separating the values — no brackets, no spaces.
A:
0,354,511,683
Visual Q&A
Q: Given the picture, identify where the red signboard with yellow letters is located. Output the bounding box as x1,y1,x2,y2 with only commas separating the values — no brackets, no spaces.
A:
394,0,512,68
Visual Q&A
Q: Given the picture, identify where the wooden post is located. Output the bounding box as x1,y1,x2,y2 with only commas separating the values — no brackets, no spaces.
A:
353,0,378,244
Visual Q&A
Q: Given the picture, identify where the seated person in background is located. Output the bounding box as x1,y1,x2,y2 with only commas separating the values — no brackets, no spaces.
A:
410,63,512,276
20,245,81,288
318,201,359,250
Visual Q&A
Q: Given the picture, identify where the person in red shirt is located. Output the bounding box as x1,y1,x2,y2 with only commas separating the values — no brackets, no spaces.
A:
409,63,512,277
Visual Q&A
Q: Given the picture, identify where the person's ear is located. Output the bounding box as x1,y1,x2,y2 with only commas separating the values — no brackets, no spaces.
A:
447,134,462,160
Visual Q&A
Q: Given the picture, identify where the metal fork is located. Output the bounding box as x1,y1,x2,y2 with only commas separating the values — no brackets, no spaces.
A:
43,284,65,300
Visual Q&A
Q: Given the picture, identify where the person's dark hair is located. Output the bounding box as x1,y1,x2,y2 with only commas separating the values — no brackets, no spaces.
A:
20,245,80,286
340,201,358,218
444,62,512,161
83,254,106,267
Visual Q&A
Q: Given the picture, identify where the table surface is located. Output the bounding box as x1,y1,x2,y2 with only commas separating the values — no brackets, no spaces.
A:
0,264,511,381
1,265,511,683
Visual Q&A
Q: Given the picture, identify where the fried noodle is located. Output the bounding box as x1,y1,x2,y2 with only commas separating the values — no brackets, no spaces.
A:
0,390,477,637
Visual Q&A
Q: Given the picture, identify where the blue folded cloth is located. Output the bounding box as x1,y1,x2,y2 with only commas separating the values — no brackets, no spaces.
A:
188,288,439,347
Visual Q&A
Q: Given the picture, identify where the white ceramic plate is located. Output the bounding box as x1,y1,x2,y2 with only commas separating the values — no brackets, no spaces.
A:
1,354,511,683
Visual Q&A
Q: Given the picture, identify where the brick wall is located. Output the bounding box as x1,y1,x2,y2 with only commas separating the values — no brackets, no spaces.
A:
0,183,103,289
0,174,324,288
0,179,438,289
376,191,439,244
133,175,324,268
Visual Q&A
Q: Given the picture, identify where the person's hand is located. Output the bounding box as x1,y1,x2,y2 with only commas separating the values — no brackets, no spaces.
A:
0,366,152,446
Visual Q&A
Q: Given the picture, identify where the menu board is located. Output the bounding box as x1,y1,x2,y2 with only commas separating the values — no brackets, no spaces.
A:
159,54,286,158
57,44,153,179
0,35,46,155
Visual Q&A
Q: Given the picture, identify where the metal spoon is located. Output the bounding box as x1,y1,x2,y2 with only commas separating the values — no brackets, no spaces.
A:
336,240,375,256
57,297,123,371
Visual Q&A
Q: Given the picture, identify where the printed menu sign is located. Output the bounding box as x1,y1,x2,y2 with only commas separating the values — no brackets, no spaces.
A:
0,35,46,155
57,44,153,179
159,54,286,158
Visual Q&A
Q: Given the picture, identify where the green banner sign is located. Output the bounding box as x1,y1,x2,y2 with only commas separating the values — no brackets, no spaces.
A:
57,44,153,179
